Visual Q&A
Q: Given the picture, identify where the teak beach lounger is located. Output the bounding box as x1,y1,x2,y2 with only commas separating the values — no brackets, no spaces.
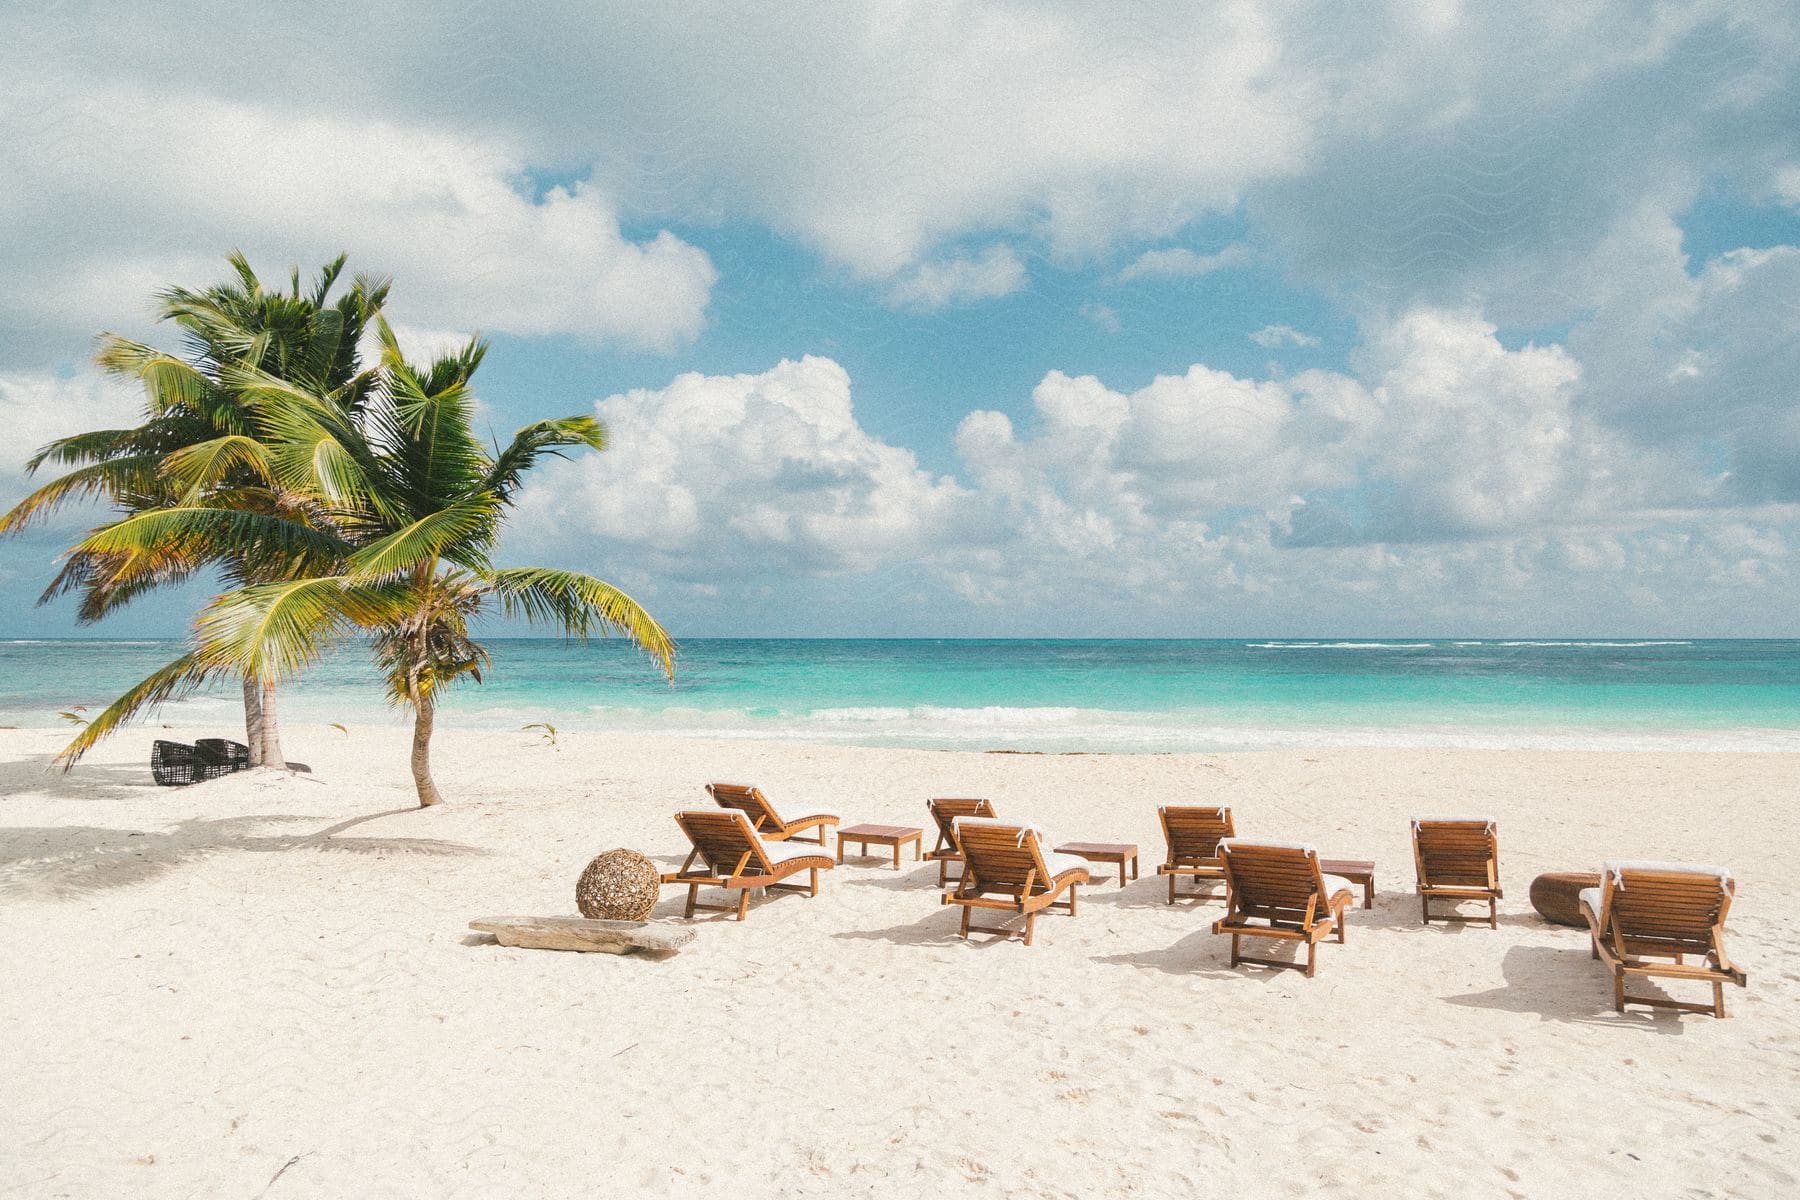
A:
706,782,839,845
943,817,1089,945
925,798,995,886
1579,861,1747,1017
1156,805,1235,903
1213,840,1356,977
661,809,836,921
1412,816,1502,927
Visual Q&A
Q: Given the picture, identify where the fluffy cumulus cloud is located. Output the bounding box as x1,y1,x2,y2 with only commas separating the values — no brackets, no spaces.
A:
518,297,1797,631
0,374,140,502
1115,244,1251,283
515,357,965,590
0,81,717,360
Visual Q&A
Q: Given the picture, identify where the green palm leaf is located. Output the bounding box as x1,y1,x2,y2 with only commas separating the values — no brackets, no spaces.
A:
54,651,214,768
192,577,410,680
487,566,675,677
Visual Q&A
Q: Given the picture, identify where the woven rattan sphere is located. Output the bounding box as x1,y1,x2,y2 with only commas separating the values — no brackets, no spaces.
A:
576,848,660,921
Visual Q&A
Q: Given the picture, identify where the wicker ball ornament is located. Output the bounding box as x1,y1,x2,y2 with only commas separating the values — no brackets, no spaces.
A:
576,848,661,921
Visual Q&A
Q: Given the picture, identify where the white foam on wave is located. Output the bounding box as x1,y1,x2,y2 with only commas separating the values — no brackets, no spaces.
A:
1492,640,1694,648
1248,641,1436,650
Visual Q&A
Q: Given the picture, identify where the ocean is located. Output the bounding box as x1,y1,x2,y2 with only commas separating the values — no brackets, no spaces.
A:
4,638,1798,753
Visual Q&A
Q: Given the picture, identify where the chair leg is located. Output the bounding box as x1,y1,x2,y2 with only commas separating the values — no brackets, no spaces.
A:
1713,981,1725,1019
808,868,818,897
958,906,971,939
684,884,699,919
735,889,751,921
1420,895,1430,925
1023,912,1036,946
1068,885,1079,916
1488,898,1497,930
1305,939,1317,978
1613,971,1625,1013
1229,933,1241,967
1168,874,1177,904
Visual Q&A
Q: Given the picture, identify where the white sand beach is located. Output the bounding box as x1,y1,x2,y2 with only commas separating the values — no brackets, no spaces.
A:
3,726,1797,1198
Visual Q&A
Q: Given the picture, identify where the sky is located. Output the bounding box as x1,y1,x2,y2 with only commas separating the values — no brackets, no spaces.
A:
2,1,1799,638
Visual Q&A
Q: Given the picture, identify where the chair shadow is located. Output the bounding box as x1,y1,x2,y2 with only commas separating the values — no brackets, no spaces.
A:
0,807,486,900
832,905,1030,949
1442,944,1692,1033
1091,929,1308,981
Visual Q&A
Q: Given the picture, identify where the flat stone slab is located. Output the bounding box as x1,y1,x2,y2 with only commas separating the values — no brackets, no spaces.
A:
469,915,696,955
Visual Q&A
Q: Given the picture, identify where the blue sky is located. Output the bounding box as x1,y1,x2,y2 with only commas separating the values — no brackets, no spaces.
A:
3,3,1799,637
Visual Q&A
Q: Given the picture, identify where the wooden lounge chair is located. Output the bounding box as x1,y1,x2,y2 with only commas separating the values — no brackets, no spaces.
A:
942,817,1089,945
1156,805,1235,903
661,809,836,921
925,798,995,886
1212,840,1356,977
1412,816,1502,927
705,782,839,845
1580,862,1747,1017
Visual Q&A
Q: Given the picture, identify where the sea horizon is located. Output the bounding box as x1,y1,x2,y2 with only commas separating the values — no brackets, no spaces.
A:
8,636,1797,754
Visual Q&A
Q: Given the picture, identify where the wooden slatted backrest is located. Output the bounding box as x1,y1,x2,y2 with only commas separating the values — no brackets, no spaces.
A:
1219,840,1327,921
929,798,995,847
1160,806,1235,863
1601,865,1734,953
1412,818,1498,888
675,809,771,875
707,783,784,834
953,817,1052,893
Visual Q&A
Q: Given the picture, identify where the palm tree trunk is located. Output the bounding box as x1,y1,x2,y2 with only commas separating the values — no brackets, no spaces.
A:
242,676,265,768
410,700,442,807
258,680,285,769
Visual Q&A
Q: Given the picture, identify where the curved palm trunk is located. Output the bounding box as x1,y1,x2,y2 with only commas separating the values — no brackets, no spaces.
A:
410,699,442,807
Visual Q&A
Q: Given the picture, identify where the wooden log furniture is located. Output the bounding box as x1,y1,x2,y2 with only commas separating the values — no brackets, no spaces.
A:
943,817,1090,946
1579,862,1747,1018
1155,805,1234,903
705,782,839,845
1213,840,1357,978
1530,870,1602,927
925,798,995,886
837,823,923,869
661,809,836,921
1054,841,1139,888
469,916,695,955
1411,817,1500,927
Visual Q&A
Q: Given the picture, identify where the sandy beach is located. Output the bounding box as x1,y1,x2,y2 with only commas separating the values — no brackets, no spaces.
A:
2,725,1796,1198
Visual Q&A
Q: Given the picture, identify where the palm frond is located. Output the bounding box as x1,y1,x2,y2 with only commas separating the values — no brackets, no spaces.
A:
344,498,497,582
486,567,676,678
483,416,606,500
193,577,410,681
0,456,166,535
54,651,215,768
24,428,141,473
68,507,350,581
159,435,276,499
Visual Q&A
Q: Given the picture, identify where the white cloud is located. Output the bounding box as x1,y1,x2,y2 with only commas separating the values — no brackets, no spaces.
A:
886,245,1026,311
1115,244,1251,283
1081,303,1122,334
1250,324,1321,349
0,83,717,355
516,356,966,585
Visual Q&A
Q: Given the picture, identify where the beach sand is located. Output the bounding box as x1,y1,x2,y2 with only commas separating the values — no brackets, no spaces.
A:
2,725,1796,1198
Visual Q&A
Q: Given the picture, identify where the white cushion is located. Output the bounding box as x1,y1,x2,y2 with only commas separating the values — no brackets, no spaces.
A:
1411,816,1496,830
952,815,1047,848
1604,860,1733,887
1578,886,1604,918
1322,874,1356,897
1218,838,1317,856
764,840,830,866
1045,852,1091,880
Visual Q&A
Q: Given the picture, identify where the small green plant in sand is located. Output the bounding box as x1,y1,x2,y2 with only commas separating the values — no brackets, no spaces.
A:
523,722,559,746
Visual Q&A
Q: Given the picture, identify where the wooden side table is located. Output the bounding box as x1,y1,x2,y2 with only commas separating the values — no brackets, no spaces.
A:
836,823,923,870
1054,842,1140,888
1320,858,1376,909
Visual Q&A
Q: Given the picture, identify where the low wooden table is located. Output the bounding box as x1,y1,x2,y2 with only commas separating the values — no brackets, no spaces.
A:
1320,858,1376,909
1054,842,1140,888
836,823,922,870
1530,871,1601,927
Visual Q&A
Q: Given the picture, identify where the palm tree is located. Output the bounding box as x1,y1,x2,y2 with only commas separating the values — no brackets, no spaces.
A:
0,253,389,766
59,321,674,807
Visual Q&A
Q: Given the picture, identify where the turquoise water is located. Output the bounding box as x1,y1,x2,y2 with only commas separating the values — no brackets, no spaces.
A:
4,638,1799,752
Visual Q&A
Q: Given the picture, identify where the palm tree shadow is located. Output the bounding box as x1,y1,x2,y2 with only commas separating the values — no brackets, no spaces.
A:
0,808,485,900
1443,944,1690,1033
